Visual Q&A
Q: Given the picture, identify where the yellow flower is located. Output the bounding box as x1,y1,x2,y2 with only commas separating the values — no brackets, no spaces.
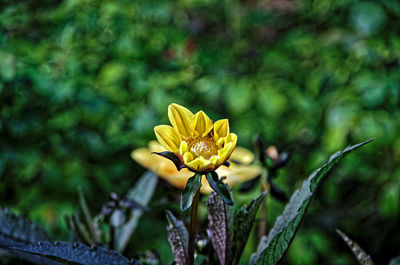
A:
153,103,238,173
131,141,261,193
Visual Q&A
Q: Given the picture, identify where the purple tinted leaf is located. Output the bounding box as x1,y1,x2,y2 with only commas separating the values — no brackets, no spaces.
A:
206,192,234,265
166,211,188,265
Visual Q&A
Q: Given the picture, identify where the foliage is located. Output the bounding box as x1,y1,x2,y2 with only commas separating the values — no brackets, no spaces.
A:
1,0,400,264
251,140,372,265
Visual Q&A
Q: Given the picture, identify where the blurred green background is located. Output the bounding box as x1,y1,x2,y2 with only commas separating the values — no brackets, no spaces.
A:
1,0,399,264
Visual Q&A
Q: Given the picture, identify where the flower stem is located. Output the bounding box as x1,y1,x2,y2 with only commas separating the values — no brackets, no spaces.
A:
188,189,200,265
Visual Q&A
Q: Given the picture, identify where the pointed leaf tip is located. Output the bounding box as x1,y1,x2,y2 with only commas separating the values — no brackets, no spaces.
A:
336,229,375,265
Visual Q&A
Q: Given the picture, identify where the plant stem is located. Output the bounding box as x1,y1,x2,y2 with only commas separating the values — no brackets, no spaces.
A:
110,225,115,250
188,189,200,265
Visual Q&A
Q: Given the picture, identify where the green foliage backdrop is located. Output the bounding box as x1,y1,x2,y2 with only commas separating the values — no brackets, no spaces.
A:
1,0,399,264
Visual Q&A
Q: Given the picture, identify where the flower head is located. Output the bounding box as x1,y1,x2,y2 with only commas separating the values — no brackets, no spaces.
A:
132,141,261,193
153,103,238,173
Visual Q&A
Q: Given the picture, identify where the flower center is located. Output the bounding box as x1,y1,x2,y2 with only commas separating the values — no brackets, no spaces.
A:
188,136,218,159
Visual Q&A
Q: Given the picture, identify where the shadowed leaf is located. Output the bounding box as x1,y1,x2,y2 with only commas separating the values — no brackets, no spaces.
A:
6,241,141,265
252,139,374,265
0,207,50,245
336,229,375,265
152,151,186,171
206,171,233,205
232,191,268,265
389,256,400,265
115,171,158,252
206,192,234,265
181,173,202,211
166,211,188,265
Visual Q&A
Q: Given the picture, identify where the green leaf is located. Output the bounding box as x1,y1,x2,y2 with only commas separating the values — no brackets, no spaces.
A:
77,187,100,244
152,151,186,171
0,207,50,245
205,171,233,206
389,256,400,265
181,173,202,211
115,171,158,252
253,139,374,265
6,241,141,265
206,192,234,265
166,211,188,265
232,191,268,265
194,254,208,265
336,229,375,265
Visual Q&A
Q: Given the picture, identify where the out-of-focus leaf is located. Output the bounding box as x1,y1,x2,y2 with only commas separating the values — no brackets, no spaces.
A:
336,229,375,265
206,192,234,265
181,173,202,211
205,172,233,206
6,241,141,265
389,256,400,265
194,254,208,265
232,191,268,265
77,187,99,243
0,207,50,245
115,171,158,252
268,179,287,202
252,139,374,265
166,211,188,265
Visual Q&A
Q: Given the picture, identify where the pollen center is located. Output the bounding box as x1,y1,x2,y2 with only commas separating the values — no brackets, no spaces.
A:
188,137,218,159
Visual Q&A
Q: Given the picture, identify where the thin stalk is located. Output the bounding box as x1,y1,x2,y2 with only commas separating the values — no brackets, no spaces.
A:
109,225,115,250
258,170,269,240
188,190,200,265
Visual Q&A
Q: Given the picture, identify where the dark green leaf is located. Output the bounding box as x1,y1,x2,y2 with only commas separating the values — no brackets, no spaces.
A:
205,171,233,206
336,229,375,265
252,139,374,265
181,173,202,211
152,151,186,171
389,256,400,265
115,171,158,252
206,192,234,265
166,211,188,265
232,191,268,265
6,241,141,265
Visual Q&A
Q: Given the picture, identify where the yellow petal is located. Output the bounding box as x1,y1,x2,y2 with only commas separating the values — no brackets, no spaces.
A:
183,151,194,164
168,103,193,138
213,119,229,141
217,142,234,165
162,168,193,189
186,156,215,172
229,147,255,165
209,155,219,165
179,141,188,154
191,111,213,137
229,164,263,182
225,133,238,147
131,148,158,172
149,141,166,153
154,125,181,152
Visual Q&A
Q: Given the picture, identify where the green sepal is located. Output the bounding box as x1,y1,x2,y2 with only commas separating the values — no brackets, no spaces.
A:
152,151,186,171
206,171,233,206
181,173,202,211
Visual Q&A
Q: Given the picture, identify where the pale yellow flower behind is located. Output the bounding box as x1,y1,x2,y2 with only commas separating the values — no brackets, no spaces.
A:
132,141,261,193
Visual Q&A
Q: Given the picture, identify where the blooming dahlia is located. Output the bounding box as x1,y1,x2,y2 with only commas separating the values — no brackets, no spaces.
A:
154,103,237,173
